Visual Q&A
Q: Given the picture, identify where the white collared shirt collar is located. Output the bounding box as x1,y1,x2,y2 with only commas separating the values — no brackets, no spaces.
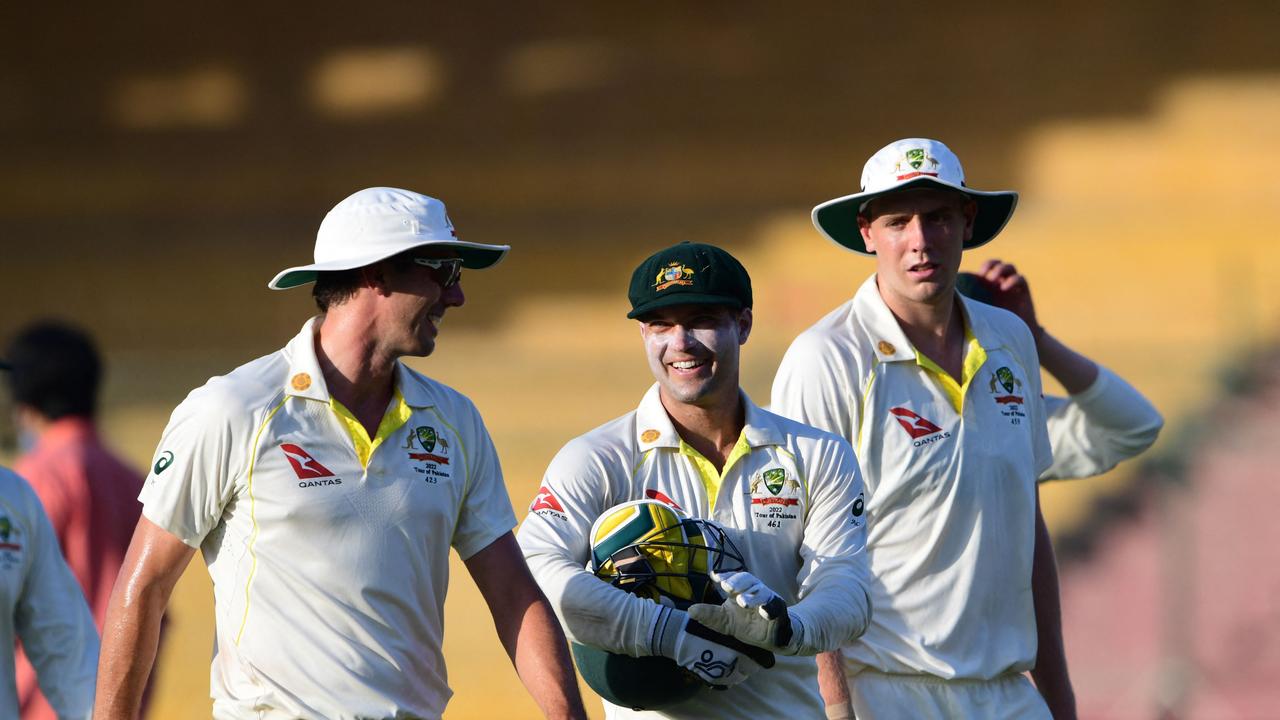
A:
281,316,437,408
850,274,1007,361
632,383,786,450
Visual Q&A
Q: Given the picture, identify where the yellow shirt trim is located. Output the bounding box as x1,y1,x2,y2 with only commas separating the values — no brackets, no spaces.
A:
236,396,289,645
680,433,752,511
915,329,987,414
329,389,413,468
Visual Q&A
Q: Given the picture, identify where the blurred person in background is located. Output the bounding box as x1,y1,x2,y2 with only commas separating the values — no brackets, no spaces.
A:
772,138,1072,719
4,322,153,720
93,187,586,720
0,361,100,718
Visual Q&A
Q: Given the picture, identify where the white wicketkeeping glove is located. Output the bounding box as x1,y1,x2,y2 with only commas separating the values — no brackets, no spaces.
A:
652,606,775,688
687,570,805,655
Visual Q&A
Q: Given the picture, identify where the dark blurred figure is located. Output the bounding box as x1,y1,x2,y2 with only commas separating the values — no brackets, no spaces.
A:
4,322,152,720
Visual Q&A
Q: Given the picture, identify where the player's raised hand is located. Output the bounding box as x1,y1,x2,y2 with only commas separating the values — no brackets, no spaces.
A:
977,258,1042,339
688,570,803,654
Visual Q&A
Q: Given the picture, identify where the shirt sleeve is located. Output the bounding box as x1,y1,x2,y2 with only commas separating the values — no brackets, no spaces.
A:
516,438,668,658
789,434,872,654
450,401,518,560
771,330,859,445
1041,365,1164,481
137,383,249,548
14,477,98,720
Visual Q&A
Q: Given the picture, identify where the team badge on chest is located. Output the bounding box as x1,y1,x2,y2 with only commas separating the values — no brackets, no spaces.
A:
0,515,23,570
403,425,452,483
989,366,1027,423
748,467,801,528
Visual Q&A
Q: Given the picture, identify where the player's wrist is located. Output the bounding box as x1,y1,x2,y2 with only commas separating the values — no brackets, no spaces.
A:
824,701,854,720
651,606,688,658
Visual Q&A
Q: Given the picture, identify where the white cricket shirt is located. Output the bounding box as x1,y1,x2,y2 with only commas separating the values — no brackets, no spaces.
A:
0,467,98,719
140,318,516,720
1043,365,1163,481
518,385,871,719
771,275,1053,680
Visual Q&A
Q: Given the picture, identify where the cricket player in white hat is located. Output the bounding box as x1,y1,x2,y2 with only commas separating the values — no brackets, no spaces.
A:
772,139,1073,719
94,188,587,720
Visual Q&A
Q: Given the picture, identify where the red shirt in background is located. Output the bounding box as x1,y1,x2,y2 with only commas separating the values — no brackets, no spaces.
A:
14,417,147,720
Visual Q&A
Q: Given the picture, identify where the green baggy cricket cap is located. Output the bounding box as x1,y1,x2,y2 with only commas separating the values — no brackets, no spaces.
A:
626,242,753,319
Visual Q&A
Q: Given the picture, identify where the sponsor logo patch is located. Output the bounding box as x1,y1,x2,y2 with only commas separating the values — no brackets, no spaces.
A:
644,488,684,512
280,443,335,479
530,485,568,521
890,407,952,446
153,450,174,475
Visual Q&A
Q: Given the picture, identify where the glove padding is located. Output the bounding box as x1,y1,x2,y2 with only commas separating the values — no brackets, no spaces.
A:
687,570,803,654
653,607,775,688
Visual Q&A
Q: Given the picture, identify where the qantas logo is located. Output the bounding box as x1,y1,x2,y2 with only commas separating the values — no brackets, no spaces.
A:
890,407,942,438
530,486,566,513
280,444,335,479
644,488,684,512
889,407,952,447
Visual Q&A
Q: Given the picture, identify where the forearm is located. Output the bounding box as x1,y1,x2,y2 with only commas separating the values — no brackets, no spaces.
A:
790,569,871,655
817,650,854,719
471,534,587,719
1035,331,1098,396
94,573,172,719
523,546,663,656
1030,503,1077,720
501,593,588,720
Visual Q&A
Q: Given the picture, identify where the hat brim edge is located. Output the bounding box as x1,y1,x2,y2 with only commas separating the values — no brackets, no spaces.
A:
267,240,511,290
626,292,748,320
812,178,1019,255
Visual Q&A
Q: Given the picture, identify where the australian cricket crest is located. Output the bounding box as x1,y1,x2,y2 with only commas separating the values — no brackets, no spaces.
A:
894,148,941,179
989,366,1027,422
654,262,695,291
749,466,801,527
403,424,452,482
0,515,23,570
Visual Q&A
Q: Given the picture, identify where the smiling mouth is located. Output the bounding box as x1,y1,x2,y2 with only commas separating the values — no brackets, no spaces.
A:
670,359,707,370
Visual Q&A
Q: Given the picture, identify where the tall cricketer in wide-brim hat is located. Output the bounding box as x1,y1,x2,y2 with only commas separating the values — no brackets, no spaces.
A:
268,187,510,290
811,138,1019,256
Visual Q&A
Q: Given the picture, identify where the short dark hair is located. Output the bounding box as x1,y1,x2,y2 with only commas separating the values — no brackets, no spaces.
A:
4,321,102,420
312,269,364,312
311,251,429,311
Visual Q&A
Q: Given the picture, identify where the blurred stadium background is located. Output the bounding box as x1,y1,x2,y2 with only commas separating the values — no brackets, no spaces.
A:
2,3,1278,718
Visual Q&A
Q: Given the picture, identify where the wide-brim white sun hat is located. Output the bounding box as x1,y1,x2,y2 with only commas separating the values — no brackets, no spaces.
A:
268,187,510,290
811,138,1018,256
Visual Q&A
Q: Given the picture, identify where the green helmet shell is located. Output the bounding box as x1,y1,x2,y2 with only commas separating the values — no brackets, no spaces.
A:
569,642,702,711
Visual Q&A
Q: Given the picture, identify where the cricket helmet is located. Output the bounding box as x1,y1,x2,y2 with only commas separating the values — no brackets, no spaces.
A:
570,499,747,711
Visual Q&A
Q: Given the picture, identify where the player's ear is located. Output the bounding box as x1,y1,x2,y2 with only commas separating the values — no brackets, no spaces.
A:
736,307,753,345
961,198,978,242
857,213,876,253
361,263,392,296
